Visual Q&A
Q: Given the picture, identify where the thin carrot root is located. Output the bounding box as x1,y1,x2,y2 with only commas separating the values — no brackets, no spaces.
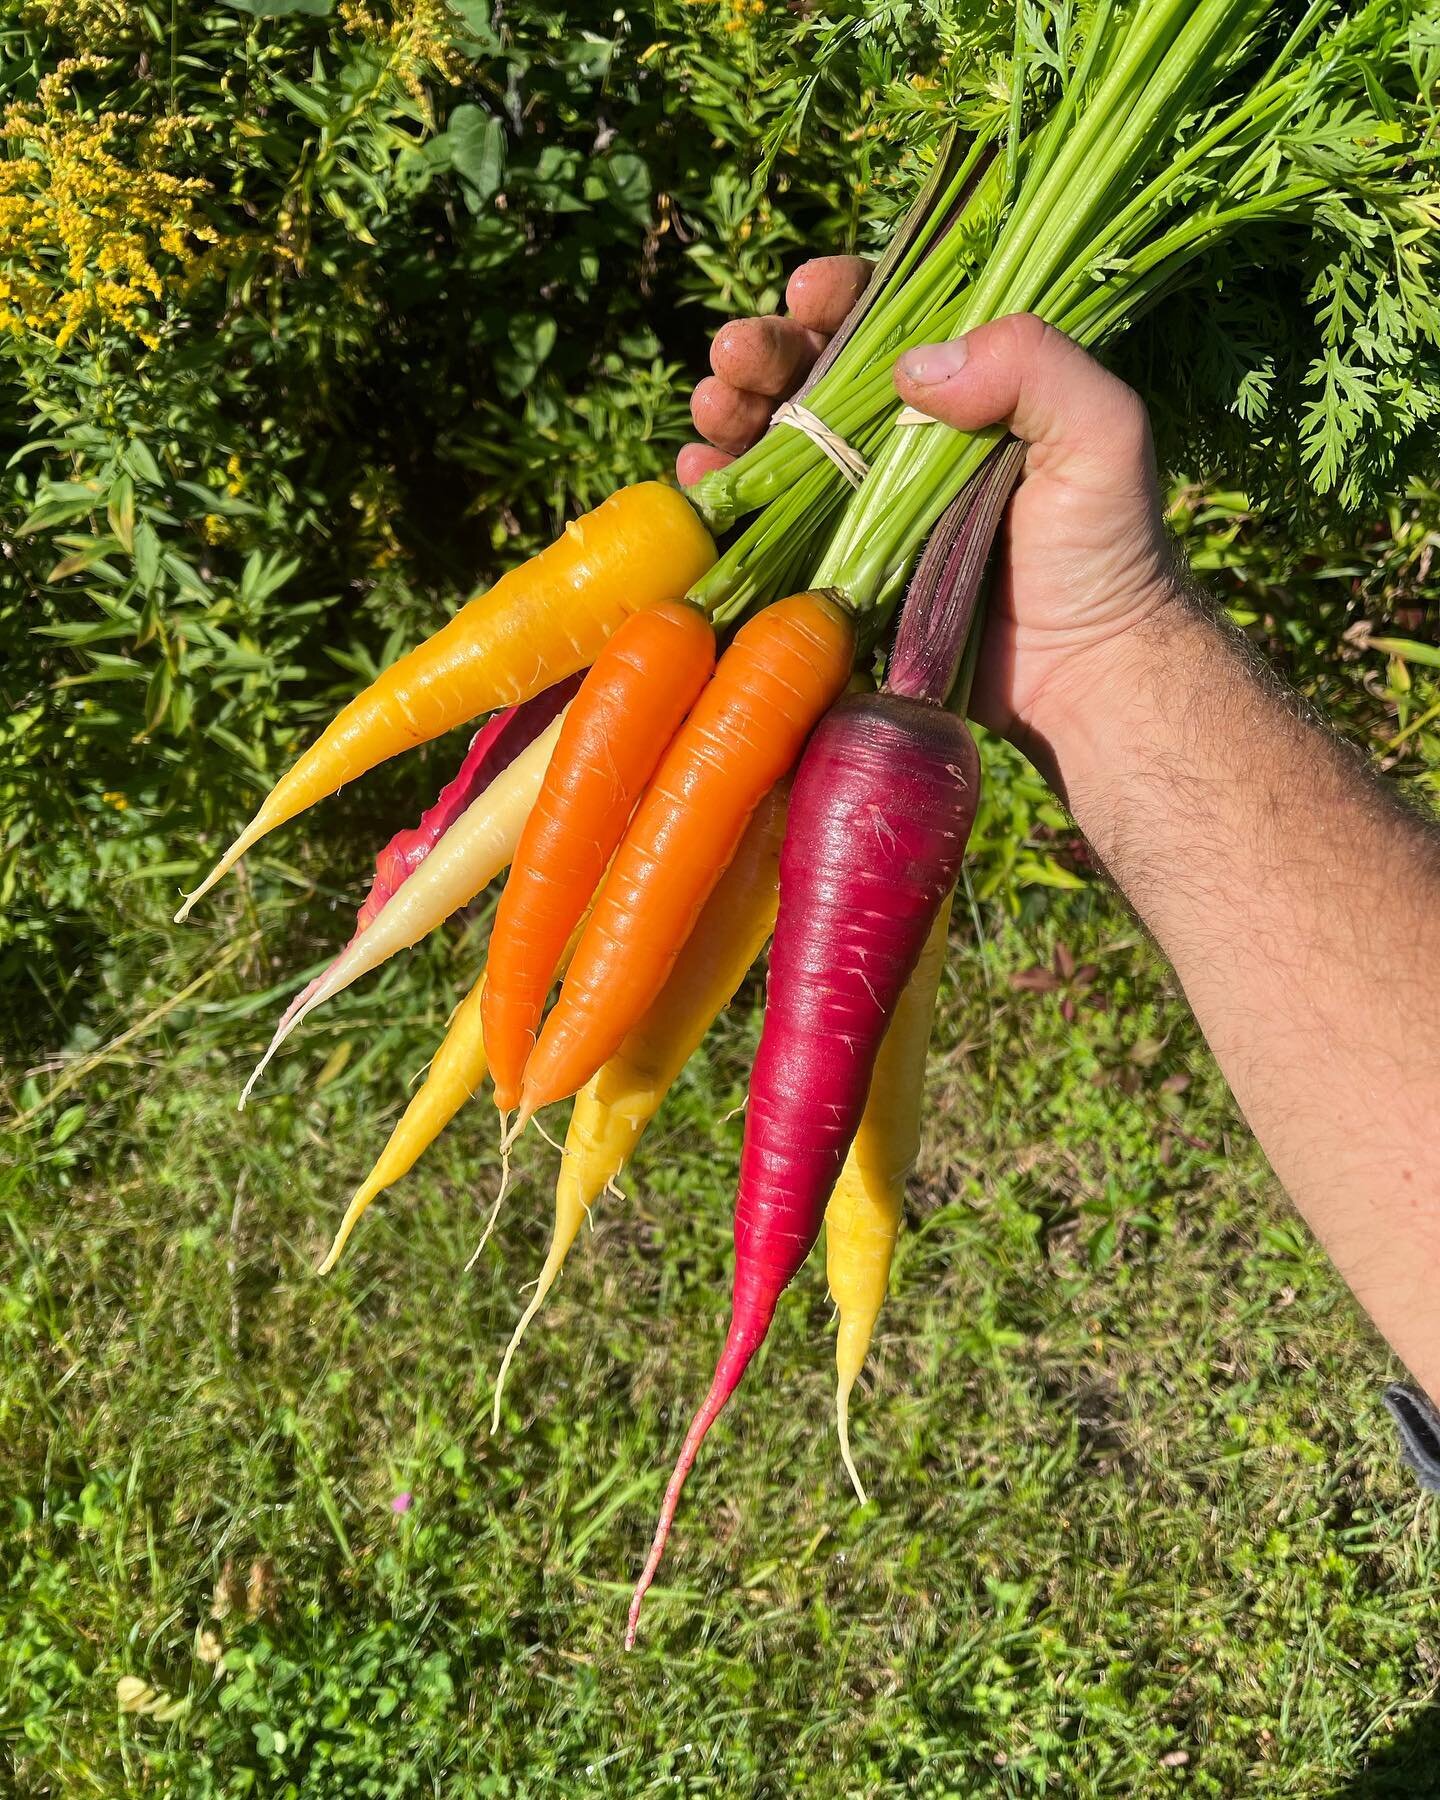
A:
317,1183,377,1275
466,1140,513,1272
491,1238,567,1433
498,1108,532,1156
268,970,325,1053
626,1373,730,1650
530,1115,563,1154
836,1378,868,1508
238,972,330,1108
174,815,269,923
625,1321,759,1649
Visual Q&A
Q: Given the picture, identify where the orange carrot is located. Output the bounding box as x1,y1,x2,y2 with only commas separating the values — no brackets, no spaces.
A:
482,602,716,1114
174,483,715,919
517,590,855,1121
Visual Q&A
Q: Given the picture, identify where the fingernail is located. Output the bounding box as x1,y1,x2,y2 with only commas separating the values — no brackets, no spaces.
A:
898,337,969,385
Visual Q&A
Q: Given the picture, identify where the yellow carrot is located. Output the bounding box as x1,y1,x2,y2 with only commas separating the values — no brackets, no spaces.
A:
318,966,491,1274
824,890,953,1505
241,711,565,1107
318,894,600,1272
490,782,788,1429
176,483,715,920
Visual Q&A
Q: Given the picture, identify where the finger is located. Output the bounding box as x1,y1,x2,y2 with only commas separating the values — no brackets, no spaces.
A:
785,256,873,336
690,375,772,457
710,317,825,400
677,442,734,488
893,314,1156,496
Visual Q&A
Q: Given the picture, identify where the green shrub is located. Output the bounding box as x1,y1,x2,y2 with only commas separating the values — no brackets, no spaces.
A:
1,0,1435,1024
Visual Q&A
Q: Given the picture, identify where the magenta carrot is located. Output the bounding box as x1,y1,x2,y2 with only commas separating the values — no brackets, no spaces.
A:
625,444,1023,1646
624,694,981,1642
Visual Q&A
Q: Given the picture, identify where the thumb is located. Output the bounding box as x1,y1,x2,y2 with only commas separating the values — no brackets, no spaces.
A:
894,313,1156,497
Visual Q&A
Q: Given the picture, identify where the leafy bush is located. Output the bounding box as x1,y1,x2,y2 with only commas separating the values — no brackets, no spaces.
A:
2,0,1435,1016
0,0,870,991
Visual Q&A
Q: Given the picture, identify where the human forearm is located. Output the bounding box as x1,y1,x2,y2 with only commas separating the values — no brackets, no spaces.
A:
1030,585,1440,1393
685,287,1440,1396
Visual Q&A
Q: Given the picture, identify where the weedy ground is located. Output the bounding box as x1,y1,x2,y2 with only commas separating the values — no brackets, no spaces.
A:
4,864,1437,1799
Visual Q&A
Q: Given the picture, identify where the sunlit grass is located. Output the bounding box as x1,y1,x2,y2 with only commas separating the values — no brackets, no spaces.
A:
4,883,1435,1797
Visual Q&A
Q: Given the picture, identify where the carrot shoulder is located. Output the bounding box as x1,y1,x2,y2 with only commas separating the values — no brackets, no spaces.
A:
176,483,714,920
519,591,855,1120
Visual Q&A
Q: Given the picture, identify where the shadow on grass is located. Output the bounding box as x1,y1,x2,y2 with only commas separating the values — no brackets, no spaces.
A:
1333,1707,1440,1797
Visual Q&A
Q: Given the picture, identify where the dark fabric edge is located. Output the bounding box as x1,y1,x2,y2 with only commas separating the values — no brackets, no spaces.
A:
1384,1384,1440,1495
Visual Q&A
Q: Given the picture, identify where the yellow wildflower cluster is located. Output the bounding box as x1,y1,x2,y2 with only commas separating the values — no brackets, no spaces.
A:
724,0,766,32
682,0,764,32
339,0,472,109
22,0,145,50
0,63,217,350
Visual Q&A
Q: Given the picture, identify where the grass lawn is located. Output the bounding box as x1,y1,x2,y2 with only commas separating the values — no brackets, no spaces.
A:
4,849,1438,1797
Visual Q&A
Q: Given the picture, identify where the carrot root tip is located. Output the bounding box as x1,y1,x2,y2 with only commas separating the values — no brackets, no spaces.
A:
498,1108,531,1156
626,1339,754,1650
238,967,337,1110
237,1052,270,1111
317,1184,374,1275
836,1380,868,1508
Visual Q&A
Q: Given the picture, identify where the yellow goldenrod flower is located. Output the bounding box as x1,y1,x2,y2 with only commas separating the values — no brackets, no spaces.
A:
0,63,217,349
339,0,471,110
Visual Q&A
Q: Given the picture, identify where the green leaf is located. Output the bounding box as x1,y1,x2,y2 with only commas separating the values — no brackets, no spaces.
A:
1013,855,1088,892
143,662,174,736
1370,636,1440,670
123,439,163,486
445,105,505,209
224,0,333,15
47,538,119,582
495,313,557,399
51,1103,86,1148
593,151,651,226
270,73,333,124
133,521,161,591
107,474,135,553
444,0,500,50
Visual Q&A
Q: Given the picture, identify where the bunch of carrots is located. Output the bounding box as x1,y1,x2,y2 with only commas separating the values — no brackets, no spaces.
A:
171,1,1431,1640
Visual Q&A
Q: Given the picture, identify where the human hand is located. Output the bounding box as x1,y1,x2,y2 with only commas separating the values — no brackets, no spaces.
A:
684,262,1180,764
676,256,871,490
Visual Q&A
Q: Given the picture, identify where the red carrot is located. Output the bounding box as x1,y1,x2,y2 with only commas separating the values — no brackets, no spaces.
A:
355,674,581,932
267,674,580,1053
624,693,980,1642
